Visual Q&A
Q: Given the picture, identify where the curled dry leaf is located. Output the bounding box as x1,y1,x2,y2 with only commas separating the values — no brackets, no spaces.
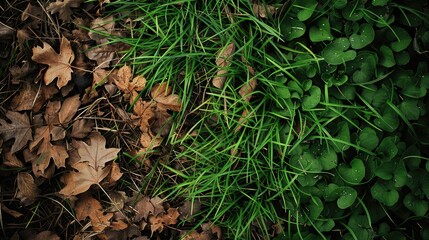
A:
31,36,75,89
1,203,23,218
150,82,182,112
88,16,115,43
0,111,32,154
16,172,39,206
21,3,43,22
133,196,155,222
213,42,235,88
85,44,116,69
3,151,24,168
75,193,113,232
46,0,83,22
252,3,277,18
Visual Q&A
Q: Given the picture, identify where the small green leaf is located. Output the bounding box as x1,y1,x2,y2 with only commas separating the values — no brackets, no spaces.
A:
371,181,399,206
404,193,428,216
276,86,291,99
332,122,351,152
302,86,321,110
333,0,347,9
314,219,335,232
376,136,398,161
347,51,377,84
398,99,421,120
307,197,323,220
349,23,375,49
394,51,410,66
342,1,364,21
374,107,399,132
309,17,334,42
294,0,318,21
387,27,412,52
338,158,366,184
320,149,338,170
322,38,356,65
337,186,357,209
379,45,396,68
358,127,379,151
372,0,390,6
281,18,306,41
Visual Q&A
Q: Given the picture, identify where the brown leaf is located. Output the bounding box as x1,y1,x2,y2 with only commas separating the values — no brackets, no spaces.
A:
213,42,235,88
59,95,81,124
133,196,154,222
149,215,164,235
107,162,123,186
3,151,24,168
252,3,277,18
163,208,180,225
179,200,202,221
16,172,39,206
31,36,75,88
75,132,120,169
75,193,113,232
71,119,94,138
113,65,133,92
88,16,115,43
150,83,182,112
150,196,165,216
21,3,43,22
46,0,83,22
10,82,38,111
85,44,116,69
0,111,32,154
1,203,23,218
59,162,111,196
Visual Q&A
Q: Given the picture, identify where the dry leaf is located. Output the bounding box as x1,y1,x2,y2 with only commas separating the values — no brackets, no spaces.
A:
1,203,23,218
58,95,81,124
85,45,116,69
71,119,94,138
10,82,38,111
179,200,202,221
150,83,182,112
252,3,277,18
16,172,39,206
107,162,123,186
59,162,111,196
88,16,115,43
133,196,154,221
213,42,235,88
162,208,180,225
75,193,113,232
46,0,84,22
3,151,24,168
32,231,61,240
149,215,164,235
21,3,43,22
31,36,75,88
0,111,32,154
75,132,120,169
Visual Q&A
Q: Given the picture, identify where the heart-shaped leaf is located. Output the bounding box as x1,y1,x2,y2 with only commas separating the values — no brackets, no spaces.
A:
342,1,364,21
387,27,412,52
358,127,379,151
322,72,348,86
314,219,335,232
344,214,374,240
294,0,318,21
349,23,375,49
372,0,390,6
307,197,323,220
379,45,396,68
394,51,410,66
302,86,321,110
404,193,428,216
319,149,338,170
398,99,421,121
275,86,291,99
337,186,357,209
376,136,398,161
374,107,399,132
347,51,377,83
338,158,366,184
322,38,356,65
331,122,351,152
371,181,399,206
291,152,323,186
309,17,334,42
281,18,306,41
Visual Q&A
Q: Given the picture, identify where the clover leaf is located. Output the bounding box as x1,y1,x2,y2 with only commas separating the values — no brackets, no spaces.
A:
404,193,428,216
338,158,366,184
302,86,321,110
322,72,348,86
319,149,338,170
307,197,323,220
313,219,335,232
331,122,351,152
344,214,374,240
309,17,334,42
342,1,364,21
346,51,377,83
281,17,306,41
322,38,356,65
337,186,357,209
394,51,410,66
374,106,399,132
333,0,347,9
398,99,421,121
358,127,379,151
349,23,375,49
376,136,398,161
276,86,291,99
387,27,412,52
291,152,323,186
372,0,390,6
294,0,318,21
379,45,396,68
371,181,399,206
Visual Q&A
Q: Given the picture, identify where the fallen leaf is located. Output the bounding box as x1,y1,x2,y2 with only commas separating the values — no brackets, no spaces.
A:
33,231,60,240
149,215,164,235
10,82,38,111
59,162,111,196
252,3,277,18
213,42,235,88
31,36,75,88
85,44,116,69
150,196,165,216
150,83,182,112
71,119,94,138
3,151,24,168
1,203,23,218
16,172,39,206
88,16,115,43
179,200,202,221
133,196,154,222
21,3,43,22
75,132,120,169
58,95,81,124
75,193,113,232
46,0,83,22
0,111,32,154
162,208,180,225
107,162,123,186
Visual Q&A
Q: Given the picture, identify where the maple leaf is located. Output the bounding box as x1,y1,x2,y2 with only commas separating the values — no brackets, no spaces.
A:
71,119,94,139
3,151,24,168
31,36,75,88
75,132,120,169
150,82,182,112
59,162,111,196
75,193,113,232
213,42,235,88
0,111,32,154
46,0,83,22
16,172,39,206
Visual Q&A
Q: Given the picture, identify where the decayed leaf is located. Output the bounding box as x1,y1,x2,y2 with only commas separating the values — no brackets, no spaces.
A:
75,193,113,232
10,82,38,111
1,203,23,218
76,132,120,169
71,119,94,138
31,36,75,88
252,3,277,18
112,65,147,94
85,45,116,69
16,172,39,206
213,42,235,88
88,16,115,43
133,196,155,222
33,231,60,240
21,3,43,22
162,208,180,225
0,111,32,154
46,0,83,22
3,151,24,168
107,162,123,186
58,95,81,124
150,82,182,112
59,162,111,196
